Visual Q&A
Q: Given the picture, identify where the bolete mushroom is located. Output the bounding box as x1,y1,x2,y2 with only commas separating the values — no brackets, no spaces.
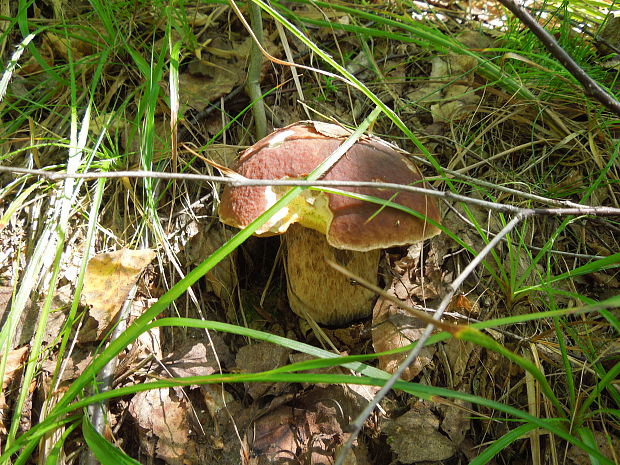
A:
218,121,440,325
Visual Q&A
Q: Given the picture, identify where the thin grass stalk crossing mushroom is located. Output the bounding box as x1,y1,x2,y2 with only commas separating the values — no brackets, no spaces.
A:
218,121,441,325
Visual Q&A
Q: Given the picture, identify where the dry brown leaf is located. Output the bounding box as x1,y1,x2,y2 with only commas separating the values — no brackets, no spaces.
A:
372,244,442,381
127,339,234,463
289,353,379,406
431,100,470,123
408,47,482,123
0,284,70,349
439,398,472,446
41,347,93,393
372,298,436,381
0,285,11,316
250,386,363,465
180,32,281,111
382,402,456,463
1,346,28,391
129,388,205,465
440,202,489,252
0,345,29,432
0,346,29,434
44,30,102,62
311,120,352,138
448,293,480,318
442,338,477,386
180,70,240,111
80,248,155,341
236,342,291,400
201,145,239,168
202,384,234,423
180,36,251,111
291,5,351,34
186,227,237,307
159,337,233,379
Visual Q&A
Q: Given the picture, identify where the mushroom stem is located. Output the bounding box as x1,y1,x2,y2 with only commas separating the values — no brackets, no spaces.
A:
285,224,380,325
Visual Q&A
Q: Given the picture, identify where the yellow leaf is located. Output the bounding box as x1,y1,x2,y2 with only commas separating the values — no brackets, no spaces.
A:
81,248,156,341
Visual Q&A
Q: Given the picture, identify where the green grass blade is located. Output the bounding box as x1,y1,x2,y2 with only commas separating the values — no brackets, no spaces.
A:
275,0,539,103
577,361,620,420
577,427,604,465
555,317,576,412
28,371,617,465
516,253,620,296
0,182,41,228
4,306,617,465
82,415,141,465
469,423,539,465
456,326,564,414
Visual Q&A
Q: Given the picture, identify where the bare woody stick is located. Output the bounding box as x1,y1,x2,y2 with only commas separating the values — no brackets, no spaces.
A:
497,0,620,116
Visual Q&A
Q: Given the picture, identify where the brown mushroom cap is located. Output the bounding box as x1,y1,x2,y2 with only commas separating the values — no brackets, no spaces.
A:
218,121,441,250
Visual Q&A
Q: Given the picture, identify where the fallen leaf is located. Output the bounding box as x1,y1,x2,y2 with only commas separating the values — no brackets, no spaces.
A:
201,145,239,168
249,386,364,465
0,284,70,349
180,70,241,111
236,342,291,400
291,6,351,39
44,30,102,62
0,345,29,433
1,346,28,392
440,201,489,252
133,298,163,359
372,299,436,380
439,398,472,446
0,285,11,316
202,383,234,423
407,50,481,123
129,388,206,465
372,244,440,381
448,293,480,318
311,120,352,138
382,402,456,463
158,337,234,379
186,227,238,308
431,100,470,123
442,338,477,386
80,248,155,341
41,347,93,393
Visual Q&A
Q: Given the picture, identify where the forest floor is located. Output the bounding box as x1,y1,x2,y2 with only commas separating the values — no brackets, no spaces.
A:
1,1,619,464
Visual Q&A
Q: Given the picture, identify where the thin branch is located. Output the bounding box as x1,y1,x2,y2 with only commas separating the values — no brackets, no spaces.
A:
497,0,620,116
2,166,620,217
443,201,607,260
334,213,528,465
408,154,583,208
4,153,590,210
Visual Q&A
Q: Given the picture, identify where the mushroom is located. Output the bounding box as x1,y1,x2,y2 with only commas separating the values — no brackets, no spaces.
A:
218,121,440,325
